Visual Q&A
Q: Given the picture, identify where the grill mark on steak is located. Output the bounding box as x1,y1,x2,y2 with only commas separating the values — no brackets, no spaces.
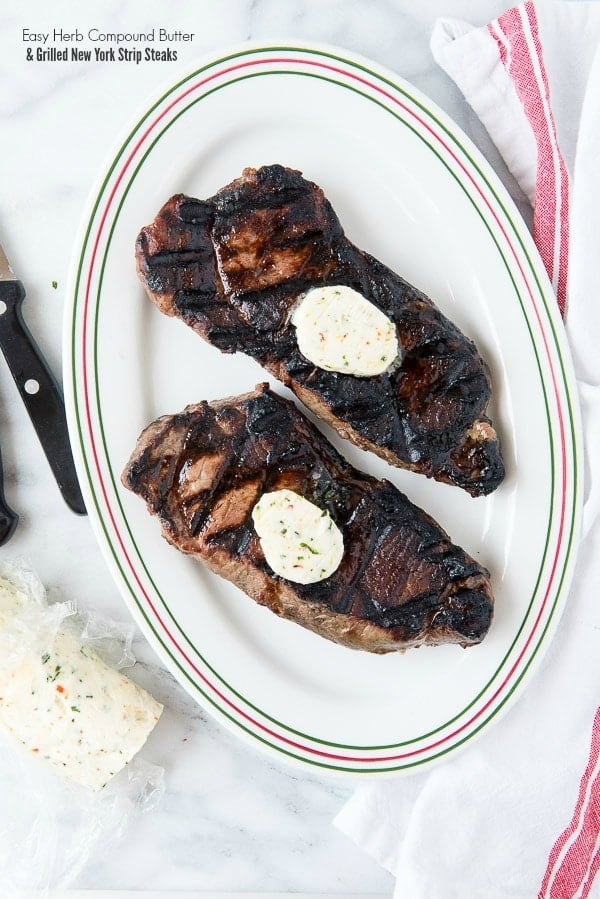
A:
122,385,494,652
136,165,505,497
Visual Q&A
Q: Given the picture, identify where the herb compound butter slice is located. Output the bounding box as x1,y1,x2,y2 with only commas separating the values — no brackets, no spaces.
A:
252,489,344,585
292,285,399,377
0,578,163,791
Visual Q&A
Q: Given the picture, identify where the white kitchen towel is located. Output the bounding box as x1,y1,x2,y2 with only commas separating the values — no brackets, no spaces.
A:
335,3,600,898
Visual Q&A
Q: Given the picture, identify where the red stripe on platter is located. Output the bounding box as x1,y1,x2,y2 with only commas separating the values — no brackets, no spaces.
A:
80,52,571,763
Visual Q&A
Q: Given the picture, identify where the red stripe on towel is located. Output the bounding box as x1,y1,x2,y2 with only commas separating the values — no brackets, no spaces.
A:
488,1,569,315
581,846,600,899
538,707,600,898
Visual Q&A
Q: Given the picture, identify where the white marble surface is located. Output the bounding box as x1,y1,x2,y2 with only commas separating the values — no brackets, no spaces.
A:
0,0,524,893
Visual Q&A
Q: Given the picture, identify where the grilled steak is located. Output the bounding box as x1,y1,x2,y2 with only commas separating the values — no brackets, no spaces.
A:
122,385,494,652
136,165,504,497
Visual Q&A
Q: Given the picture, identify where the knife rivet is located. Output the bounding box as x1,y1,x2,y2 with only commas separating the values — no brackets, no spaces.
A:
24,379,40,395
0,301,6,315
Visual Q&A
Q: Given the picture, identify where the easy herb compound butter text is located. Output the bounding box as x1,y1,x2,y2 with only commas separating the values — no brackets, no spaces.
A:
22,29,195,44
22,28,194,64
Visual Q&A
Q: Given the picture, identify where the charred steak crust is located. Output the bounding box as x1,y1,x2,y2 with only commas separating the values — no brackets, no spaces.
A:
136,165,505,497
122,385,494,652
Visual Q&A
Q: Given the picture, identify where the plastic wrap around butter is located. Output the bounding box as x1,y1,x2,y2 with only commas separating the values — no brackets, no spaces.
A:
0,573,163,791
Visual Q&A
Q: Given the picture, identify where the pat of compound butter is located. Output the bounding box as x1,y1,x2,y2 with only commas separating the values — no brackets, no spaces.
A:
252,489,344,585
0,578,163,791
292,285,399,376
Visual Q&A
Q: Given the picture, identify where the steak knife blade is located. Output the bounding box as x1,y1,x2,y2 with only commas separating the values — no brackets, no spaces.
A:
0,241,86,515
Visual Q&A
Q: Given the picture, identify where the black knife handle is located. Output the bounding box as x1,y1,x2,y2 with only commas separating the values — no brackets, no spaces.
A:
0,441,18,545
0,279,86,515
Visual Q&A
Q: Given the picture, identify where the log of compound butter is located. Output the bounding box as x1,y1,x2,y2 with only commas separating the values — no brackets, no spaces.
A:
0,574,163,791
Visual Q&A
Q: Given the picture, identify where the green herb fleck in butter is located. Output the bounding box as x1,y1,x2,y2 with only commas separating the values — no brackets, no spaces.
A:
292,285,399,377
252,489,343,584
